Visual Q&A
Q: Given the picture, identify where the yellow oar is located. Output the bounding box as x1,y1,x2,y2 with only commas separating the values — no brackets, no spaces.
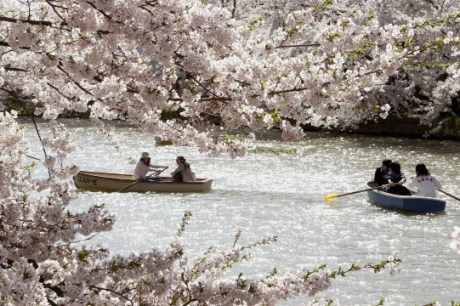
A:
324,187,380,202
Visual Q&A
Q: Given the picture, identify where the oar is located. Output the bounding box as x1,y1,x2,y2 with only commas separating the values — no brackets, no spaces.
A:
438,189,460,202
116,167,167,192
324,187,381,202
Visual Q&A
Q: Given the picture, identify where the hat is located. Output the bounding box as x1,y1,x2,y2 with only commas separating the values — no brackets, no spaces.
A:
141,152,150,159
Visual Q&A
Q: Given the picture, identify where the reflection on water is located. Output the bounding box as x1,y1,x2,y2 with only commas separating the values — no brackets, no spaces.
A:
24,119,460,305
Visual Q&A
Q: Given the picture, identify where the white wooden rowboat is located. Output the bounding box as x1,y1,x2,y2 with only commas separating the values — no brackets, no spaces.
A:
73,171,212,193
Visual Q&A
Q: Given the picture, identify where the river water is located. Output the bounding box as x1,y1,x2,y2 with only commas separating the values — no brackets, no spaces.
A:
24,119,460,305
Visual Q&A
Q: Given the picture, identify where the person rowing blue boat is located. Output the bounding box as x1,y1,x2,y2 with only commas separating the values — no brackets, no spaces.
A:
373,159,392,186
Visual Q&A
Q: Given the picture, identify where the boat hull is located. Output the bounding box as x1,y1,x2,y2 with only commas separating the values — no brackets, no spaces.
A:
73,171,212,193
367,188,446,213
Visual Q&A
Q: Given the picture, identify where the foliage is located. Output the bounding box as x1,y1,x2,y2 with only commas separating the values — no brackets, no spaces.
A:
250,146,297,155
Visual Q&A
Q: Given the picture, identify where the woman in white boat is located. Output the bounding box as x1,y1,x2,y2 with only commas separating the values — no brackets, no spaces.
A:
171,156,196,182
409,163,441,198
133,152,167,180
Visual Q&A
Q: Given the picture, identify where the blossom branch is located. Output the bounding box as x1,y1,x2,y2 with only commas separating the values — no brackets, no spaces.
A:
44,0,68,23
275,43,321,48
0,15,54,26
56,64,94,96
90,285,135,305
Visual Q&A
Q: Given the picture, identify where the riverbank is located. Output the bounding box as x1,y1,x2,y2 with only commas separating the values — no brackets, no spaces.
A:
356,113,460,141
299,112,460,141
4,98,460,141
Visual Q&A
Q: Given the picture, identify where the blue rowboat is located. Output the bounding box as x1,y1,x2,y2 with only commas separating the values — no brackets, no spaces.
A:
366,182,446,213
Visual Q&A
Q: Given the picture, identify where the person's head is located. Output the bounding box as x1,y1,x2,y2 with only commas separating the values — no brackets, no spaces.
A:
176,156,190,168
140,152,151,165
381,159,392,171
388,162,401,175
415,163,430,176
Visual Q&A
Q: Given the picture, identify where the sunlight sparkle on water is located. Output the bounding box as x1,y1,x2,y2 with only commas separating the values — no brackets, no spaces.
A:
24,120,460,305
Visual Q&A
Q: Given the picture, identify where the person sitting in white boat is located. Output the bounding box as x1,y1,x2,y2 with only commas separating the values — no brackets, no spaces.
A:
133,152,168,180
171,156,196,182
408,163,441,198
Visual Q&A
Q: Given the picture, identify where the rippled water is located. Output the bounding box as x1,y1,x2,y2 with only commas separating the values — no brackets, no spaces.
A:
24,119,460,305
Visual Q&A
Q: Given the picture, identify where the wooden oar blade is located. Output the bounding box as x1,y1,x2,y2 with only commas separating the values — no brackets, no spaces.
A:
324,194,339,202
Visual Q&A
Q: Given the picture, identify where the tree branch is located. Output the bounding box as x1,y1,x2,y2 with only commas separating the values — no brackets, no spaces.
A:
56,64,94,96
85,1,113,21
47,82,74,100
364,68,382,75
4,65,28,72
0,14,54,26
169,97,231,102
44,0,68,23
270,85,323,95
90,285,134,305
276,43,321,49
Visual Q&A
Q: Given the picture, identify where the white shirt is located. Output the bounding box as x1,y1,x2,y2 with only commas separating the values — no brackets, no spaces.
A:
171,164,196,182
133,160,163,180
409,175,441,198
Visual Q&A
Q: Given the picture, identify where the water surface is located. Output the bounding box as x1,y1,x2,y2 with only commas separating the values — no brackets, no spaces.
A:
25,119,460,305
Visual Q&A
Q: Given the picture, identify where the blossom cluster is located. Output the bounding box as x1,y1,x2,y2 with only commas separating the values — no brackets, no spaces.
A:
1,0,458,155
0,114,399,304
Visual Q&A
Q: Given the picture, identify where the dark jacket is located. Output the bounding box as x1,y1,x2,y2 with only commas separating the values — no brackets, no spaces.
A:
374,167,389,186
384,172,411,195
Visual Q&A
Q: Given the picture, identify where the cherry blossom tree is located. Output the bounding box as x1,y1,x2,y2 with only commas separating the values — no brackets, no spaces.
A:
213,0,460,129
0,110,403,305
2,0,458,152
